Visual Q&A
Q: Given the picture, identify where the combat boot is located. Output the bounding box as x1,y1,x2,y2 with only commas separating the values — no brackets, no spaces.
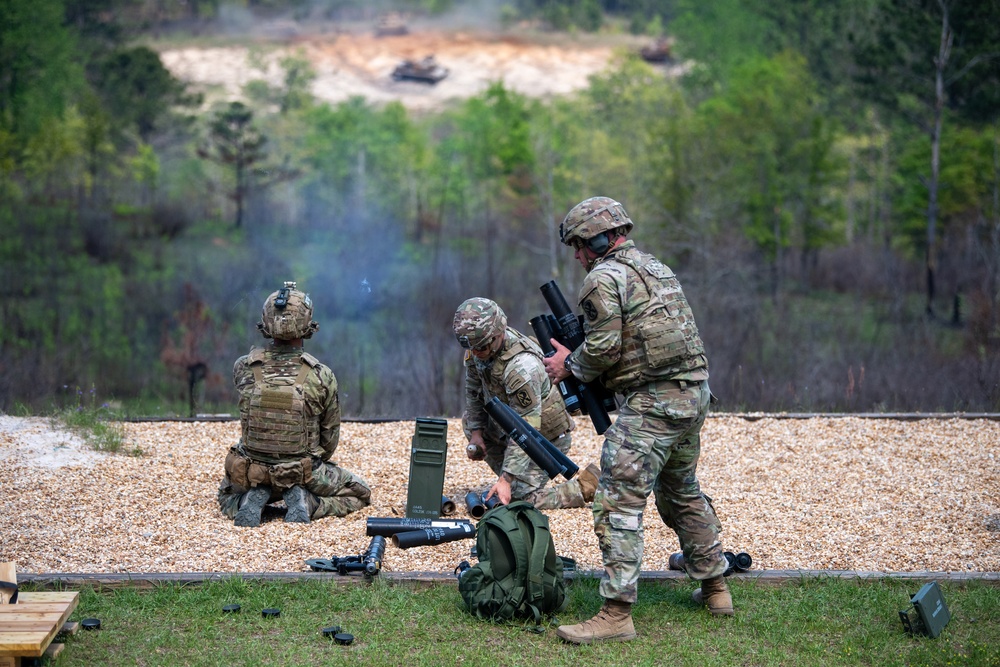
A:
283,485,318,523
234,486,271,527
692,575,734,616
556,600,636,644
577,463,600,503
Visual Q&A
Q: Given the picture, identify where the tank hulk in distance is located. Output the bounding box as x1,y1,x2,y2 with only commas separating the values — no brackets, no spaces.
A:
392,55,449,84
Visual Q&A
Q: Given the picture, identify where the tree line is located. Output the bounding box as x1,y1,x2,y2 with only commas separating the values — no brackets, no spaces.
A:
1,0,998,417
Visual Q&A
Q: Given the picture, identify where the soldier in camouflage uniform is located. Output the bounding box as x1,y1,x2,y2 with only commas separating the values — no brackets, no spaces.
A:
218,282,371,527
542,197,732,644
453,298,599,509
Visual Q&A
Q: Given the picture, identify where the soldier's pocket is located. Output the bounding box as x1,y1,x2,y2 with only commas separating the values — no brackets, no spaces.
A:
270,460,306,491
224,449,250,489
608,512,642,561
601,416,651,489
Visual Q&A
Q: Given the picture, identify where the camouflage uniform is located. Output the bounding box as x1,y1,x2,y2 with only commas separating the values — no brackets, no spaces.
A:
566,238,727,603
217,342,371,520
461,326,586,510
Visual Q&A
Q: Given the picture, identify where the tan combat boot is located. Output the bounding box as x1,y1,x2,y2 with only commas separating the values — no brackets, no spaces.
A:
692,575,734,616
577,463,601,503
556,599,637,644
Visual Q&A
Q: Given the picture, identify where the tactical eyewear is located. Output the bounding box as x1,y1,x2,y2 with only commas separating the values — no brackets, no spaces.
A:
457,334,497,352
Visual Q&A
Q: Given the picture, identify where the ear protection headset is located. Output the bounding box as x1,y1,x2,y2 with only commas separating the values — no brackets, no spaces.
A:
586,232,611,255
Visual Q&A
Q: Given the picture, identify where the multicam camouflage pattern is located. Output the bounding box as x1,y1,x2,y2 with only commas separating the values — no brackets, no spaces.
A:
592,378,726,602
218,461,371,519
462,326,581,509
258,282,319,340
566,240,708,393
560,196,634,246
558,227,726,603
453,297,508,350
218,341,371,520
234,344,339,464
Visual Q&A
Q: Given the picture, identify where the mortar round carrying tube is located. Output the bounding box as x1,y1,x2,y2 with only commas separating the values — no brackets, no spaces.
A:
539,281,583,347
529,314,582,414
481,491,501,510
363,535,386,575
539,281,613,436
465,490,487,519
366,517,472,537
391,523,477,549
508,406,581,479
441,495,457,516
487,396,579,479
484,397,566,479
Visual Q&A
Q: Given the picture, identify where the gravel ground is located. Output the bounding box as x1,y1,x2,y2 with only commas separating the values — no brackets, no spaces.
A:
2,415,999,576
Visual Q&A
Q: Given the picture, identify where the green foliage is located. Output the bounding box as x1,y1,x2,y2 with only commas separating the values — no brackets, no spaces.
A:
55,384,139,455
696,52,844,269
94,46,186,141
0,0,83,141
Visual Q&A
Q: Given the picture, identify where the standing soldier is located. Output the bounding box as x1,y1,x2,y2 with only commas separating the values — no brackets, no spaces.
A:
543,197,732,645
454,297,599,508
218,282,371,527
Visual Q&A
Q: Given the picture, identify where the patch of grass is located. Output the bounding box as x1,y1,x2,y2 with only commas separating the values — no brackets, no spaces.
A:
55,386,142,456
30,576,1000,667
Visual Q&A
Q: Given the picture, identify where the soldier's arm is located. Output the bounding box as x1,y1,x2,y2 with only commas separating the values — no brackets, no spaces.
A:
569,268,624,383
316,366,341,461
462,354,488,434
499,359,543,478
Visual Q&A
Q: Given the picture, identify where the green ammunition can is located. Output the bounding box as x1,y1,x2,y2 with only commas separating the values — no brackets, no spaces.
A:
405,418,449,519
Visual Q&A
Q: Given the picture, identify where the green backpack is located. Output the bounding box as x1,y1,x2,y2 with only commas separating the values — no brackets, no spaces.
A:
458,501,567,622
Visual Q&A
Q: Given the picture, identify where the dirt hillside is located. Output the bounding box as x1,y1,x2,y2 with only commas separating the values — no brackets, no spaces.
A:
159,29,644,111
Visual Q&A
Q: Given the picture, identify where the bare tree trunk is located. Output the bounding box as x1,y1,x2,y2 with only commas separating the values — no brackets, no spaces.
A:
991,122,1000,335
926,0,953,317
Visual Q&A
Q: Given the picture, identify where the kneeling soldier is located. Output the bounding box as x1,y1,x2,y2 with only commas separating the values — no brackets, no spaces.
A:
218,282,371,527
454,297,599,508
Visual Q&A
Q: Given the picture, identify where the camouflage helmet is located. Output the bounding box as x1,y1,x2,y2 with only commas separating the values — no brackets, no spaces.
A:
453,298,507,350
257,281,319,340
560,196,634,247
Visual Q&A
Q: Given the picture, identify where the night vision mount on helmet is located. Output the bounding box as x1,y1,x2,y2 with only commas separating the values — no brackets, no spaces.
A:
560,196,634,248
257,281,319,340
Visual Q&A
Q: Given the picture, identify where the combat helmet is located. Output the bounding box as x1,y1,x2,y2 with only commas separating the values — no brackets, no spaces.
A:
257,281,319,340
560,196,634,248
453,298,507,350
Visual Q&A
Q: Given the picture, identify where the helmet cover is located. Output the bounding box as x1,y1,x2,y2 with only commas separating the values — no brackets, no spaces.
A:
560,196,634,246
258,281,319,340
453,298,507,350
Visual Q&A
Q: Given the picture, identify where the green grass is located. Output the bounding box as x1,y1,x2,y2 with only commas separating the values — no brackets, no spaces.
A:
53,386,142,456
32,577,1000,667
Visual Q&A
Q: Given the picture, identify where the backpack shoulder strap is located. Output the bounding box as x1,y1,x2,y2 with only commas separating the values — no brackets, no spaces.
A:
482,504,532,619
520,507,554,608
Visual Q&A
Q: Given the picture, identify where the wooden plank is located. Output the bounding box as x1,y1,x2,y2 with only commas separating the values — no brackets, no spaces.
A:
58,621,78,636
16,593,77,605
0,623,55,633
0,604,73,614
0,655,17,667
43,643,64,660
0,592,77,658
0,631,49,654
0,614,66,623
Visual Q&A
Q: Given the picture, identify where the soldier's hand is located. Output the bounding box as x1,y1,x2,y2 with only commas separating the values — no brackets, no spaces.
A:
486,476,512,505
544,339,572,383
